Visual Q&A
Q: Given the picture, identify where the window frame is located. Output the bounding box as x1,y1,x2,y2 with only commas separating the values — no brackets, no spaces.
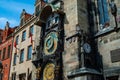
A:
97,0,110,30
2,48,6,60
13,53,17,65
16,35,19,45
12,73,16,80
29,26,34,36
22,30,26,41
27,45,32,60
7,45,11,58
35,5,40,16
20,49,24,63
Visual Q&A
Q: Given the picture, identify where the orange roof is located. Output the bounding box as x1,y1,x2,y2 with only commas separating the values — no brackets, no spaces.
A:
24,13,32,21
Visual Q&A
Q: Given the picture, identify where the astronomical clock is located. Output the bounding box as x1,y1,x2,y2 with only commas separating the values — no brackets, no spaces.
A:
43,63,55,80
39,11,64,80
44,31,58,55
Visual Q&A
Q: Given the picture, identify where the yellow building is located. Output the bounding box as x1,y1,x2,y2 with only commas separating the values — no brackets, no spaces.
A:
9,9,41,80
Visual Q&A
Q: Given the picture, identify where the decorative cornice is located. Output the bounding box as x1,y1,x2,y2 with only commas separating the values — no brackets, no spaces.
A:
94,26,120,38
14,15,37,35
67,67,102,78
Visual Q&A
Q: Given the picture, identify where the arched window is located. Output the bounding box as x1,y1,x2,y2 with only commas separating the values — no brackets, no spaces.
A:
98,0,110,27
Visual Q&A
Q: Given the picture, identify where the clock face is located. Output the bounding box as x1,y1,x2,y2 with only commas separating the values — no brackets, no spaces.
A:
44,32,58,55
43,63,55,80
83,43,91,53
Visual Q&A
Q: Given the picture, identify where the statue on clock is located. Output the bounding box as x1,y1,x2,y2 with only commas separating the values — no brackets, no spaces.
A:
108,0,118,29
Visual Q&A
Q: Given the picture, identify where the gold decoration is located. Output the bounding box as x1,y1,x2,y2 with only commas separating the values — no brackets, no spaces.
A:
36,67,41,79
43,63,55,80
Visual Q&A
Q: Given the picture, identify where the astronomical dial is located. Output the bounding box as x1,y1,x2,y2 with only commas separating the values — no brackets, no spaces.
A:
43,63,55,80
44,32,58,55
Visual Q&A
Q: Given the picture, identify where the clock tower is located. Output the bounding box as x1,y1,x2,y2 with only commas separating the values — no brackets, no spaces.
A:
35,0,65,79
34,0,104,80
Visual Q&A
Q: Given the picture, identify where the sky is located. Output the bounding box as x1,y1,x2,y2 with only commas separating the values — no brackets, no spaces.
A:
0,0,35,29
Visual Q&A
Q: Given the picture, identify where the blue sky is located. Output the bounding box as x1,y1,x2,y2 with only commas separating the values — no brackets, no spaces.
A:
0,0,35,29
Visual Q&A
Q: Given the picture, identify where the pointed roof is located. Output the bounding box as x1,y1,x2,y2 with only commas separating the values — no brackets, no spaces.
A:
20,9,26,18
5,21,10,30
20,9,32,20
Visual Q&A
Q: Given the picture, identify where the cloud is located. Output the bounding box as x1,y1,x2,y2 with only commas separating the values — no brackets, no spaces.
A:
0,1,34,29
0,17,19,29
0,1,34,14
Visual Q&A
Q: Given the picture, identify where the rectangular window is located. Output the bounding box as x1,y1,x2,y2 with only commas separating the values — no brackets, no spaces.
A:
22,31,26,41
27,45,32,60
97,0,109,27
111,48,120,63
13,53,17,65
29,26,34,35
20,49,24,63
12,73,16,80
7,45,11,58
2,48,6,60
16,35,19,45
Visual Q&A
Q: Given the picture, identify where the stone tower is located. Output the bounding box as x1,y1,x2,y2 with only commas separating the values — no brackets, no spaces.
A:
63,0,103,80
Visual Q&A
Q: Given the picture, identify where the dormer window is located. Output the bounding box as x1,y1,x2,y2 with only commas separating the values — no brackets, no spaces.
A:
35,5,40,16
97,0,110,29
20,9,26,26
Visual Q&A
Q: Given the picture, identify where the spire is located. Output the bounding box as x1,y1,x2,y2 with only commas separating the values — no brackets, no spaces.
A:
20,9,26,18
5,21,10,30
22,9,26,14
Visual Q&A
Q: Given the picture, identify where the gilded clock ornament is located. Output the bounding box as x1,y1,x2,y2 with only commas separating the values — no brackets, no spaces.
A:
44,32,58,55
43,63,55,80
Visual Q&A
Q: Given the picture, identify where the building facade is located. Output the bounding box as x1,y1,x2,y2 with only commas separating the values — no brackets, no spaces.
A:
0,22,15,80
0,0,120,80
95,0,120,80
33,0,103,80
9,9,41,80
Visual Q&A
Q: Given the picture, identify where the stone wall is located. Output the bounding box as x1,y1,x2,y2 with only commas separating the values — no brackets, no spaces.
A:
63,0,90,79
